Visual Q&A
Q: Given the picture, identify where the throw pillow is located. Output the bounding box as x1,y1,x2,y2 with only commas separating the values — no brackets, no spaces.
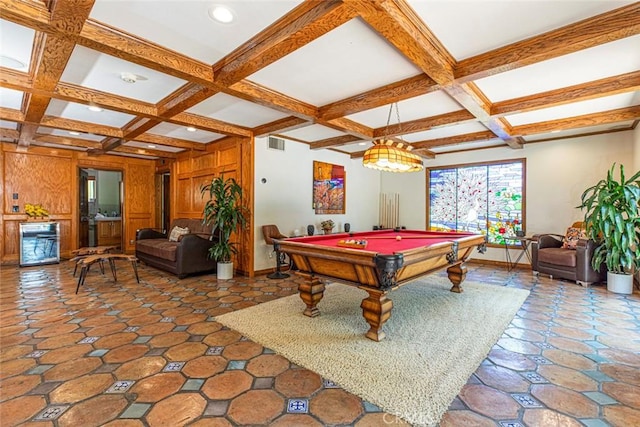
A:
562,227,587,249
169,226,190,242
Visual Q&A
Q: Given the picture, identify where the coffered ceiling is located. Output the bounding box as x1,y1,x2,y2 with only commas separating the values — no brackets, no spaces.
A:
0,0,638,160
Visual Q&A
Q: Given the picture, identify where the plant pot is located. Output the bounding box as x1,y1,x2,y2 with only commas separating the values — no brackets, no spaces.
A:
217,261,234,280
607,271,633,294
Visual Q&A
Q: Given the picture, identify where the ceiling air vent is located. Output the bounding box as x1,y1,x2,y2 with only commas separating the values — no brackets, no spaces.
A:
268,136,285,151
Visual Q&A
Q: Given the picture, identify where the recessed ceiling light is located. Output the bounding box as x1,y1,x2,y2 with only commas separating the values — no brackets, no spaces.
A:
358,142,367,146
69,131,80,136
186,126,197,132
147,144,156,149
208,5,235,23
88,106,103,112
0,55,26,69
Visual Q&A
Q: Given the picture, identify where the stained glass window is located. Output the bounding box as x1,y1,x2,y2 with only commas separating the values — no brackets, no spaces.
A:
427,159,525,244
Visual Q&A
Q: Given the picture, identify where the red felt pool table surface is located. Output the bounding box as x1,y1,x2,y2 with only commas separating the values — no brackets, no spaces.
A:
278,229,487,341
286,229,478,253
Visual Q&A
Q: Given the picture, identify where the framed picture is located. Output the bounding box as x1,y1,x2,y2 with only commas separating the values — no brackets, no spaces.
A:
313,161,345,214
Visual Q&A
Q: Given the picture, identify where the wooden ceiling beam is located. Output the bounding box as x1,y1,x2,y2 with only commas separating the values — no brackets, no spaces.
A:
213,1,355,86
410,130,498,150
79,20,212,84
373,110,476,137
511,106,640,136
322,117,374,139
456,3,640,82
310,134,362,150
492,71,640,116
318,74,440,121
253,116,310,138
0,0,50,32
227,80,318,120
352,0,455,85
0,107,25,123
40,116,123,138
55,83,158,117
0,127,20,140
134,133,206,151
113,145,178,159
157,83,219,118
169,112,251,137
32,133,101,149
19,1,95,147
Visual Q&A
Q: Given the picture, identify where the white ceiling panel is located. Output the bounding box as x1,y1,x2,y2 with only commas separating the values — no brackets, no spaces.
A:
147,122,224,143
89,0,303,64
0,87,23,109
347,91,463,128
338,141,371,154
403,122,490,142
249,18,421,105
280,124,346,142
0,19,34,70
429,138,505,153
0,120,17,130
523,122,635,142
45,100,137,128
410,0,635,60
31,141,87,152
37,127,105,142
505,92,640,126
60,46,187,103
475,35,640,102
187,93,289,127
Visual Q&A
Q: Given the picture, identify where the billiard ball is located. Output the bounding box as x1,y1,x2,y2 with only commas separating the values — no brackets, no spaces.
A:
396,235,402,241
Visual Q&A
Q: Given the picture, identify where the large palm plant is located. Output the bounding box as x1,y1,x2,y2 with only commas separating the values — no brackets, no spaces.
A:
201,176,249,263
578,163,640,274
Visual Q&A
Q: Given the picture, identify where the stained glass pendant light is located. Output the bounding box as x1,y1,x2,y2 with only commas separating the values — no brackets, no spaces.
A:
362,103,424,173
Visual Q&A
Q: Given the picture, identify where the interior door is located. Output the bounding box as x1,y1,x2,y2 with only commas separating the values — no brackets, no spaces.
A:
79,169,89,247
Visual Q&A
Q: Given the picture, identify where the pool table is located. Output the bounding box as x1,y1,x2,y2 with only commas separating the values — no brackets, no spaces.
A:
277,229,486,341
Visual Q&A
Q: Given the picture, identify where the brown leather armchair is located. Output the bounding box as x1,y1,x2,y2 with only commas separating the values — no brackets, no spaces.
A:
531,222,605,287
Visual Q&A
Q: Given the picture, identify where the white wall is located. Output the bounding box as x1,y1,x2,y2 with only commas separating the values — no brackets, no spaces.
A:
254,137,380,271
380,131,636,263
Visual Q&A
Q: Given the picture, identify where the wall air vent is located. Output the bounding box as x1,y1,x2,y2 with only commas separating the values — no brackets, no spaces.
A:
268,136,285,151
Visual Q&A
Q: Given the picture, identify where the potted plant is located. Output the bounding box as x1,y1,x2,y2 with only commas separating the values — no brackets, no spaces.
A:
321,219,335,234
201,176,249,280
578,163,640,294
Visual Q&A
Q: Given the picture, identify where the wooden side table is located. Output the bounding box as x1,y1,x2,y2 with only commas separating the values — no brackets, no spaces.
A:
70,246,118,276
75,254,139,294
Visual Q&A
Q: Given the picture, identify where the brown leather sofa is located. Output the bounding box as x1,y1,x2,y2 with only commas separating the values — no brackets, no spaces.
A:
136,218,218,278
531,232,605,287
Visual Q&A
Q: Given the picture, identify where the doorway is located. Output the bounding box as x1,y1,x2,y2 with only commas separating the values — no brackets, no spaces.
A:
79,168,123,248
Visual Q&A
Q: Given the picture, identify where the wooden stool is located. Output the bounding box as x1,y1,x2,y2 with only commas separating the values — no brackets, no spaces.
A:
75,254,139,294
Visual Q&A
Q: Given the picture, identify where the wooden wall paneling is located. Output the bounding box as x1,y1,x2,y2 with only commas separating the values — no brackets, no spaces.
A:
1,143,159,263
0,147,4,261
240,136,254,277
123,162,155,253
3,220,19,264
5,150,73,215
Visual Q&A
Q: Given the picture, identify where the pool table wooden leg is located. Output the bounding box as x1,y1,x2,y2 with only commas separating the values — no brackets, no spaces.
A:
447,263,467,293
298,273,325,317
360,290,393,342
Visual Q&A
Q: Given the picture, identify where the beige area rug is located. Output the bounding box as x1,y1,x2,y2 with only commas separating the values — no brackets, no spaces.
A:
216,278,530,426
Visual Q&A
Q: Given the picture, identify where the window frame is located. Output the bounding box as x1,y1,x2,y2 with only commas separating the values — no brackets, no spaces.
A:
425,158,527,248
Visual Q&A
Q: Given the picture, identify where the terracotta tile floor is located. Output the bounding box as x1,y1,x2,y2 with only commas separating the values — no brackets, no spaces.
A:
1,261,639,426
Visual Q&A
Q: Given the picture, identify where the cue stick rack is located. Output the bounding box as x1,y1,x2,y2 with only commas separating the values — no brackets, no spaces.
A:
379,193,400,229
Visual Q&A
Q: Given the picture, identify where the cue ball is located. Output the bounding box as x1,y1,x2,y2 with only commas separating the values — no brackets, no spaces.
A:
396,235,402,241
